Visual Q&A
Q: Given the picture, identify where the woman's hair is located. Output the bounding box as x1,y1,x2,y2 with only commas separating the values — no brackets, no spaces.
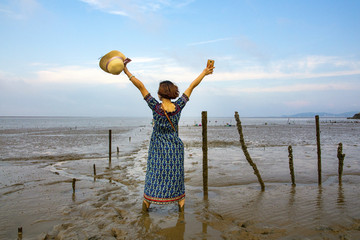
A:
158,80,179,100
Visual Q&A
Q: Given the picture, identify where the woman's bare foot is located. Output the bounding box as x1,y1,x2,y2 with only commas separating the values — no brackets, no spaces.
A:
142,200,151,212
178,199,185,212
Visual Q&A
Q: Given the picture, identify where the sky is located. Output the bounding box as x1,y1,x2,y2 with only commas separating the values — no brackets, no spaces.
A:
0,0,359,117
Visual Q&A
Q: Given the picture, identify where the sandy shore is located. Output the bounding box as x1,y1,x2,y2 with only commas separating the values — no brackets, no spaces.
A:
1,122,360,239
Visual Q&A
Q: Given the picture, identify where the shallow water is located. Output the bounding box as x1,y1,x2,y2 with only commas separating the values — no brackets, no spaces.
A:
0,116,359,239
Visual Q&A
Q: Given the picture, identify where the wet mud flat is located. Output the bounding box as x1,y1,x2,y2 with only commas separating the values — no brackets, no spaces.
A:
1,120,360,239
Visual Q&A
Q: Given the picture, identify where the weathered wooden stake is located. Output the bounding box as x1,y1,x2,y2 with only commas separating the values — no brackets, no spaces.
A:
117,146,119,154
202,111,208,198
93,164,96,176
109,130,112,163
315,115,322,185
288,145,296,186
72,178,76,193
337,142,346,183
17,227,22,240
234,111,265,191
129,137,131,142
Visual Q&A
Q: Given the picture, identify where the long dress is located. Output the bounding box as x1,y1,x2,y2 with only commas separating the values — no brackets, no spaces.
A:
143,93,189,204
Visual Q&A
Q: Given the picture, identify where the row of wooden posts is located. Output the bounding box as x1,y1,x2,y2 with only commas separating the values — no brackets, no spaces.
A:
201,112,347,197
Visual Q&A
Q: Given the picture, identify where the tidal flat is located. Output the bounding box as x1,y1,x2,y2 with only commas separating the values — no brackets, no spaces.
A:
1,116,359,239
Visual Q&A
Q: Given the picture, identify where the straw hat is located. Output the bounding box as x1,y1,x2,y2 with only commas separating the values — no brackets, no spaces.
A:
99,50,127,75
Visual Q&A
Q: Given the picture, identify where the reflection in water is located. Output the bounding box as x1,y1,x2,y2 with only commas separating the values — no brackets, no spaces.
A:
289,186,296,206
202,188,209,239
337,183,345,207
316,186,323,210
202,222,207,240
202,199,210,240
140,211,186,240
252,191,265,220
107,162,113,183
288,186,296,222
314,186,323,223
157,212,185,240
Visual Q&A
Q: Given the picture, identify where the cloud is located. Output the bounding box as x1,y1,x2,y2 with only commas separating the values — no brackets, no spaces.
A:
2,53,360,116
0,64,126,88
223,82,359,94
211,69,360,83
80,0,194,16
187,38,233,46
108,10,128,16
7,57,189,88
131,57,161,63
209,55,360,82
0,0,41,20
34,65,128,87
3,53,360,97
79,0,195,31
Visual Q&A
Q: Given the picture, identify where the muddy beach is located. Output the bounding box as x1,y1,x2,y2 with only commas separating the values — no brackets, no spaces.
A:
1,117,360,239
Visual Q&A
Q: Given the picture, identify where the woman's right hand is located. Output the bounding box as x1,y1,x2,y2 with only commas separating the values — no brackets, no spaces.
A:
124,58,131,66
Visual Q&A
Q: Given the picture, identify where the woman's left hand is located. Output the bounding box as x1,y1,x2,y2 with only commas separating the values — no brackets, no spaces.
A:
203,66,215,76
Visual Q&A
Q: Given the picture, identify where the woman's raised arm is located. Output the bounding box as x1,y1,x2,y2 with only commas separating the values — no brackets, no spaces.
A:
123,66,149,98
184,66,214,98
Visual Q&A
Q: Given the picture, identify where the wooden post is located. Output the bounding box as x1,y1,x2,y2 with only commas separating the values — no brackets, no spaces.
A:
93,164,96,176
234,111,265,191
288,145,296,186
109,130,112,163
72,178,76,193
117,146,119,154
315,115,322,185
17,227,22,240
202,111,208,198
337,142,346,183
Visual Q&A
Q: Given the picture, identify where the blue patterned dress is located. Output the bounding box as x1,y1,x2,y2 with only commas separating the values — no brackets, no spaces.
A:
143,93,189,204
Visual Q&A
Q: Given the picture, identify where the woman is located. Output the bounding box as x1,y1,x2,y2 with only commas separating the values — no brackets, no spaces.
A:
123,63,214,212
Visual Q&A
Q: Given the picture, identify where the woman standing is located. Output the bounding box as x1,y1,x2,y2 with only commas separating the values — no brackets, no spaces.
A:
123,63,214,212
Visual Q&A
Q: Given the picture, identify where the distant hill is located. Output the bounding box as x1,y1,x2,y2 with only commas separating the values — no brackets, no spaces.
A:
281,111,359,118
348,113,360,119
